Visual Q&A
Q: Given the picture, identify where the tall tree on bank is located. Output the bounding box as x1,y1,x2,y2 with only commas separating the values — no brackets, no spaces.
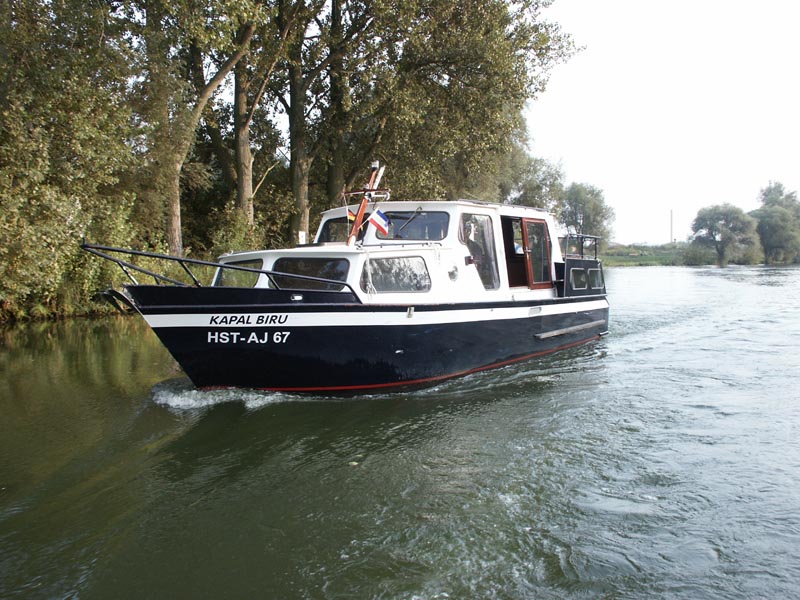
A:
750,182,800,264
692,204,758,267
128,1,258,256
272,0,378,244
502,146,566,210
339,0,573,203
200,12,295,226
560,183,614,245
271,0,572,244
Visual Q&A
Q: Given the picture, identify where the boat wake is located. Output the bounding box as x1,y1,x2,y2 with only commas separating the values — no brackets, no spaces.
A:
150,378,300,411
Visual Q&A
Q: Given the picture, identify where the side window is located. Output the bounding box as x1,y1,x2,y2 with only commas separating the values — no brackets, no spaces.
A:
214,259,263,287
570,268,588,290
361,257,431,293
459,213,500,290
270,258,349,291
588,268,604,289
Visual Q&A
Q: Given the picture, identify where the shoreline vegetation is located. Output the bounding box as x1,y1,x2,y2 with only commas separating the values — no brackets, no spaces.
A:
3,3,798,324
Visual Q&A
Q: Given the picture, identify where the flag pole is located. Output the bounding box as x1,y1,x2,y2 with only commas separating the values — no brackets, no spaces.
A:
347,162,380,246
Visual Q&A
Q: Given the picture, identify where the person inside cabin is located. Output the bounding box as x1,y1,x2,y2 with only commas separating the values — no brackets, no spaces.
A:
461,216,500,289
464,222,484,268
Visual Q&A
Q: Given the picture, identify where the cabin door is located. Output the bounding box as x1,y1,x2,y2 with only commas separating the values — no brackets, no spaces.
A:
522,218,552,289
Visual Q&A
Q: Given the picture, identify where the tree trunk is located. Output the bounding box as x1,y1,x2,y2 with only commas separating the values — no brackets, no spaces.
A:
204,109,237,196
291,152,310,243
166,158,183,255
158,24,256,256
326,0,346,206
288,56,310,244
234,58,254,225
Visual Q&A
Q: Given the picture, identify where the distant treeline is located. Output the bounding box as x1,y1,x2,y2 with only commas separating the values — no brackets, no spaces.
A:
689,182,800,267
603,182,800,268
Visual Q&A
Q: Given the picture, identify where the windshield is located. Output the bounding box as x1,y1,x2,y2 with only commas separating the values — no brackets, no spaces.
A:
317,217,365,243
375,211,449,241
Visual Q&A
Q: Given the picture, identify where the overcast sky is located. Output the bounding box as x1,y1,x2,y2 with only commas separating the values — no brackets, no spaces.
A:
525,0,800,244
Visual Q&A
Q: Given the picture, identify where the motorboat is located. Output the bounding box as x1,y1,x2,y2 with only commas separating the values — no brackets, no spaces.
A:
84,166,609,393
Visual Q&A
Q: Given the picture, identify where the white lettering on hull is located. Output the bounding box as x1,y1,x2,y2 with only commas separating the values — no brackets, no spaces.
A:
207,331,291,345
208,314,289,326
144,299,609,329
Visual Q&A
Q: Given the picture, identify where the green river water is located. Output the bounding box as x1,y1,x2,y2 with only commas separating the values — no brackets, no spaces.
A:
1,266,799,598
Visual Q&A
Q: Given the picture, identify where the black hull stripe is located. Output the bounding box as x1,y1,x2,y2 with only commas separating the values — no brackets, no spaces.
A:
199,335,600,393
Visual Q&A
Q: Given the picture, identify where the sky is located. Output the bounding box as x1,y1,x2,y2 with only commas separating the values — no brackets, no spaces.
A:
525,0,800,244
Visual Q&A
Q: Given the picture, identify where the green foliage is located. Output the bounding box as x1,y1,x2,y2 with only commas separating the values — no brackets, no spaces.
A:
603,243,689,267
682,242,719,266
750,182,800,264
503,150,566,211
690,183,800,268
209,188,294,258
560,183,615,246
691,204,758,267
0,0,136,321
292,0,575,208
0,0,588,321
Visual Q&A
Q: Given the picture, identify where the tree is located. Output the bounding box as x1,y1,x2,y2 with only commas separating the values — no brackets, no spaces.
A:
750,182,800,264
126,0,259,256
355,0,573,203
267,0,379,244
759,181,799,211
503,149,565,211
266,0,573,244
223,15,292,226
0,0,575,320
560,183,614,245
752,206,800,264
691,204,758,267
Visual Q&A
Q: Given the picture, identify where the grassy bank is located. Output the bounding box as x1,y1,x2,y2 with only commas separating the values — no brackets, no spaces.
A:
601,242,708,267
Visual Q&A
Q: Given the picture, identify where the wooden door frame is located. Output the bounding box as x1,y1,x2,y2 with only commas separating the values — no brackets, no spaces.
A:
522,218,553,290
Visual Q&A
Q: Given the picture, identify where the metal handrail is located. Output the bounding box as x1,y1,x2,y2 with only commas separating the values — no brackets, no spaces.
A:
560,234,601,260
81,243,359,295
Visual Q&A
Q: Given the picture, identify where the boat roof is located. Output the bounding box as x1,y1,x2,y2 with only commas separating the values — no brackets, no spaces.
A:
217,200,559,262
320,199,554,219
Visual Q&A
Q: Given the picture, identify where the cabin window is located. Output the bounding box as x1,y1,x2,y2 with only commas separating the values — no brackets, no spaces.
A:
525,220,551,286
588,268,604,289
270,257,349,290
214,259,263,287
361,256,431,293
570,268,588,290
459,213,500,290
375,211,449,241
317,216,366,243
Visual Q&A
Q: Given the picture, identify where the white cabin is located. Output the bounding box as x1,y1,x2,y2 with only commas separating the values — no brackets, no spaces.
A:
214,200,599,305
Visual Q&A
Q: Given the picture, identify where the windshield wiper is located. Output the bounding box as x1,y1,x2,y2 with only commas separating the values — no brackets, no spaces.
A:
398,207,424,233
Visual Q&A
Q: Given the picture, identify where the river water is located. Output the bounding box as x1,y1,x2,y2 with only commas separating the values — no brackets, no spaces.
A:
1,266,799,599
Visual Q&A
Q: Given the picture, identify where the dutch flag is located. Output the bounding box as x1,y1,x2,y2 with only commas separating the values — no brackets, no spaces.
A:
368,209,390,235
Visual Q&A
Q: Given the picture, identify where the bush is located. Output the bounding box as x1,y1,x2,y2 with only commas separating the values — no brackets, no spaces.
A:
682,242,716,266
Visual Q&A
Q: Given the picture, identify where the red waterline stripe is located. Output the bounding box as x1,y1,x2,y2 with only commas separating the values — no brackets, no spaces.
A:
202,335,601,394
